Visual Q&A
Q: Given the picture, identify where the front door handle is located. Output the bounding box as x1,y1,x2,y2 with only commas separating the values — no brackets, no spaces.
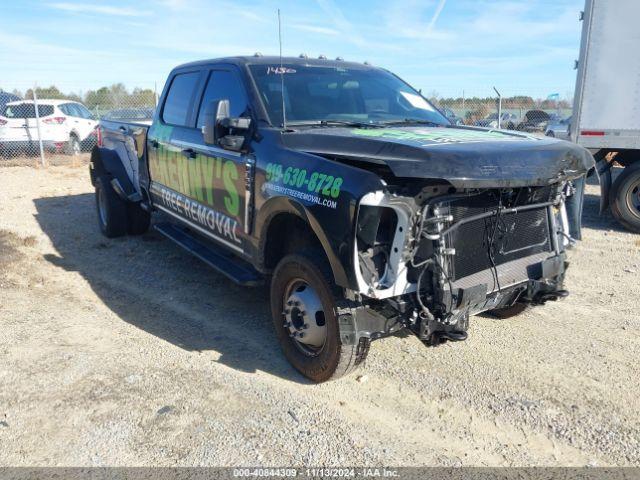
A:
150,139,159,149
181,148,196,159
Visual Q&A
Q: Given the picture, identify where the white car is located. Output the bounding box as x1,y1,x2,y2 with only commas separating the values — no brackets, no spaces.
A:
0,99,98,156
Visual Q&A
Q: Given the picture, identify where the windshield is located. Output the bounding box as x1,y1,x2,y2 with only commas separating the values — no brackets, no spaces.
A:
248,64,449,127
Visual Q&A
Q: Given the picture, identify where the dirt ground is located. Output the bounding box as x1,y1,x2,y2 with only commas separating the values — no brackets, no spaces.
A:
0,157,638,467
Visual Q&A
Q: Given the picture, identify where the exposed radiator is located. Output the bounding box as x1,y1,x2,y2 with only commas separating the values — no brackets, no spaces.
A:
441,191,554,282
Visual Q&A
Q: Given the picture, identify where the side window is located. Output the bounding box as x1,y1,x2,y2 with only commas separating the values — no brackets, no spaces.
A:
197,69,248,128
68,104,83,117
76,104,93,119
162,71,200,126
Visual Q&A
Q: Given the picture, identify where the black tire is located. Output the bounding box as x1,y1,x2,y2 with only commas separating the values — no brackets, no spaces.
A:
127,203,151,235
487,302,528,319
270,252,369,383
66,135,81,156
609,163,640,233
95,175,127,238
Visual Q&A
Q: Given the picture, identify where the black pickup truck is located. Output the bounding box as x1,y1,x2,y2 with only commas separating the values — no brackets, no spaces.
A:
91,55,594,382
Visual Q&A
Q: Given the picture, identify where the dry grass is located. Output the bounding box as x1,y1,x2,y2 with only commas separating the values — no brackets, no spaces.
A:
0,230,24,271
0,152,90,168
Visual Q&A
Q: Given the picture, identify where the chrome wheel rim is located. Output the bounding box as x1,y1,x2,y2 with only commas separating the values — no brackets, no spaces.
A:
72,139,80,155
283,279,327,356
626,177,640,219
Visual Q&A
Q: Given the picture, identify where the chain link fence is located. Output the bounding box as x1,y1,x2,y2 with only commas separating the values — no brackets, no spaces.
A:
0,83,158,167
426,87,573,133
0,82,573,167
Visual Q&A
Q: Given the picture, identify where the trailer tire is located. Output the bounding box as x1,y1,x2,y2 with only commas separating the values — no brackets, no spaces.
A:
127,203,151,235
270,251,368,383
95,175,127,238
609,162,640,233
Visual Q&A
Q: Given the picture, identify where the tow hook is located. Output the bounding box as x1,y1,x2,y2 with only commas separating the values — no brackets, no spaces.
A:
425,330,468,346
417,314,470,347
532,289,569,305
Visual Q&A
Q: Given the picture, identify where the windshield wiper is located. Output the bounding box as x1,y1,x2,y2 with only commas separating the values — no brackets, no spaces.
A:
286,119,383,128
379,119,445,127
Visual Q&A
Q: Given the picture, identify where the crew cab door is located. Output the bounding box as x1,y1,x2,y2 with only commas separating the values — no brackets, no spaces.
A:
147,67,251,256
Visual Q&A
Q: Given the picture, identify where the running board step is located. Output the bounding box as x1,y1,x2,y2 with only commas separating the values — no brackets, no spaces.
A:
154,222,263,286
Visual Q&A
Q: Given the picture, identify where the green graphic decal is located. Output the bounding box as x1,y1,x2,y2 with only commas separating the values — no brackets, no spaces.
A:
222,160,240,216
148,143,243,222
265,163,343,199
149,123,173,142
352,127,517,144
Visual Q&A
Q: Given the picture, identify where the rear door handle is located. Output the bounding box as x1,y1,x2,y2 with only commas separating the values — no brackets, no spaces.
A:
118,126,128,133
181,148,196,159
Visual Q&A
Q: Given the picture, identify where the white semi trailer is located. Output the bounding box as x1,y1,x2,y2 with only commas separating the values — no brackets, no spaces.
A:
572,0,640,232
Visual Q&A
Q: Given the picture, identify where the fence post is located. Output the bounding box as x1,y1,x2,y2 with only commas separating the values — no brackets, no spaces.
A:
493,86,502,129
32,84,46,167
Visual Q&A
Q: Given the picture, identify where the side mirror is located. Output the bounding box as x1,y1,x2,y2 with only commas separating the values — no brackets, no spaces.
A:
202,99,229,145
202,99,252,151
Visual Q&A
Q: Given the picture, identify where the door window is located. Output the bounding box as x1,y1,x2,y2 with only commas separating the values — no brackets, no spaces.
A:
67,104,83,117
162,71,200,126
75,104,94,119
197,70,249,128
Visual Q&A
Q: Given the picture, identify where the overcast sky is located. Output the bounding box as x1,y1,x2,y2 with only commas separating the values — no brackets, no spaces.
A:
1,0,584,98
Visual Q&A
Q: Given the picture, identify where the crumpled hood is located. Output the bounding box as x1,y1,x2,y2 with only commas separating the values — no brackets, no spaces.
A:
281,126,594,188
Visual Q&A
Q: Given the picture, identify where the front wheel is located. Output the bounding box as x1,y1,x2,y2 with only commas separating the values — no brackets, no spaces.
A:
270,252,368,382
610,162,640,233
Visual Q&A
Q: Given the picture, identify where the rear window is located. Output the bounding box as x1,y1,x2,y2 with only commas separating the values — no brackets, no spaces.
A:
3,103,54,118
162,71,200,126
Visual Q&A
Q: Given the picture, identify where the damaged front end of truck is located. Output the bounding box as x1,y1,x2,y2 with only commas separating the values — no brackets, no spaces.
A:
350,180,580,346
290,127,595,348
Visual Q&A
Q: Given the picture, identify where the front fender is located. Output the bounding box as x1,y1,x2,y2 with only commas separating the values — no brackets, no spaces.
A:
256,196,350,287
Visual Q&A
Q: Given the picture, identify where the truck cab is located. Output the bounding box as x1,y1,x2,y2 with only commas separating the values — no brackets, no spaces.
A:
90,55,593,382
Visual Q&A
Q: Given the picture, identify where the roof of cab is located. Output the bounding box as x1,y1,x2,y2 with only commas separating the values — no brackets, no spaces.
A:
173,55,379,71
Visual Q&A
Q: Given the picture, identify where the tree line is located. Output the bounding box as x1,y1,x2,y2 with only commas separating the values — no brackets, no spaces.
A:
3,84,570,119
2,84,157,112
